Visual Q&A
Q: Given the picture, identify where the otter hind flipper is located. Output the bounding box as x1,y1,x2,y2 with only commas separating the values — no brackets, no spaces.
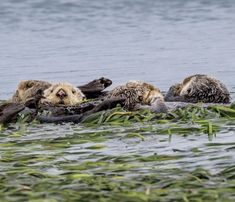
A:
78,77,112,99
0,103,25,124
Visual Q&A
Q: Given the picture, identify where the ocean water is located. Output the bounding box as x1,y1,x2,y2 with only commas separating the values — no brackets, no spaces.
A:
0,0,235,100
1,1,235,200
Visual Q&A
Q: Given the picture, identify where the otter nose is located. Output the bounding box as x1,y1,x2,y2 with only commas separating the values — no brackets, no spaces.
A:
56,89,67,99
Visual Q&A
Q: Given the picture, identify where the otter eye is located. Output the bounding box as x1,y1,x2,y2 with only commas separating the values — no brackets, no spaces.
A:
50,89,53,93
72,89,76,94
139,96,143,101
187,88,192,94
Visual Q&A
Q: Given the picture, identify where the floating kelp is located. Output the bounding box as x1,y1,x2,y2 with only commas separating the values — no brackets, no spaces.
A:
1,101,235,201
209,105,235,118
67,105,233,138
79,104,235,125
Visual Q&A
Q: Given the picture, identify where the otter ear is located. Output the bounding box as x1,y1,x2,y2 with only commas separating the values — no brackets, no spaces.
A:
26,82,33,89
21,80,33,89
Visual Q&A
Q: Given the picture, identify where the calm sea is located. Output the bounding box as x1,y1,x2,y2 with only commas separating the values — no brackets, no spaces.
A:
0,0,235,99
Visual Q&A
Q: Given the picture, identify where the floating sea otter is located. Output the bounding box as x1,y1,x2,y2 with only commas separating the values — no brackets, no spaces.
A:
107,80,167,112
39,77,113,106
11,80,84,106
36,80,168,123
11,78,112,107
11,80,51,103
41,82,85,106
165,74,230,103
1,78,113,124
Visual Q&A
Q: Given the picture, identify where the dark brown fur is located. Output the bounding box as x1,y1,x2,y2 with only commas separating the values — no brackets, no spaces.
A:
165,74,230,103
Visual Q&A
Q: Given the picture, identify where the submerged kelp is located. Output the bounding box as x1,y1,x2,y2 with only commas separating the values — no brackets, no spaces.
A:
1,104,235,201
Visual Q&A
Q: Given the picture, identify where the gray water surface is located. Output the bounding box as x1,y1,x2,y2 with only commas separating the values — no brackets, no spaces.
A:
1,0,235,99
1,2,235,200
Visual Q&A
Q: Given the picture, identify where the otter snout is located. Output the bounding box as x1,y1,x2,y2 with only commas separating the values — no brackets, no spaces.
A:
56,89,67,99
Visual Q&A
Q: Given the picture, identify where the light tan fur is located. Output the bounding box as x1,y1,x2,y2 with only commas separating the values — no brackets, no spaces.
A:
41,82,85,106
126,80,164,104
180,77,194,96
11,80,51,103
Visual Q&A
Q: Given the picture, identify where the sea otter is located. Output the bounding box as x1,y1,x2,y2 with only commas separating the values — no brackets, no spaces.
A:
107,80,167,112
11,80,51,103
165,74,230,103
41,82,85,106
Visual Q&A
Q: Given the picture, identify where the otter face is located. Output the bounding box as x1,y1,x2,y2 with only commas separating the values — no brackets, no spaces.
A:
126,81,164,104
141,83,164,104
108,80,166,110
179,77,195,97
164,83,183,101
42,83,85,106
12,80,51,103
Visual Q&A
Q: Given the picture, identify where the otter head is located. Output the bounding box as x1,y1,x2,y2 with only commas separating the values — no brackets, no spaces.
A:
164,83,183,101
126,81,164,105
42,82,85,106
179,76,196,97
12,80,51,103
141,83,164,104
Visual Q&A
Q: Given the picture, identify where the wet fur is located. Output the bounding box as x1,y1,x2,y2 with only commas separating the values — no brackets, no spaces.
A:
107,81,165,110
165,74,230,103
11,80,51,103
41,82,85,106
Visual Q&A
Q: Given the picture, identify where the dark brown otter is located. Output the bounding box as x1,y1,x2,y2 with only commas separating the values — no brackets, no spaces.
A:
165,74,230,103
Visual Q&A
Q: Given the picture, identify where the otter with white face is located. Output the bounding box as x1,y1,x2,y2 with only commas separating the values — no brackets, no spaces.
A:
41,82,85,106
11,80,51,103
165,74,230,103
107,80,167,112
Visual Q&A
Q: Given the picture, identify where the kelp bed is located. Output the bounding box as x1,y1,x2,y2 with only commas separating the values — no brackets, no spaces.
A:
1,104,235,201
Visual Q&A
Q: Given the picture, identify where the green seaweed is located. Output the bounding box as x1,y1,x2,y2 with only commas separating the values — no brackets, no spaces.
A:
0,104,235,201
